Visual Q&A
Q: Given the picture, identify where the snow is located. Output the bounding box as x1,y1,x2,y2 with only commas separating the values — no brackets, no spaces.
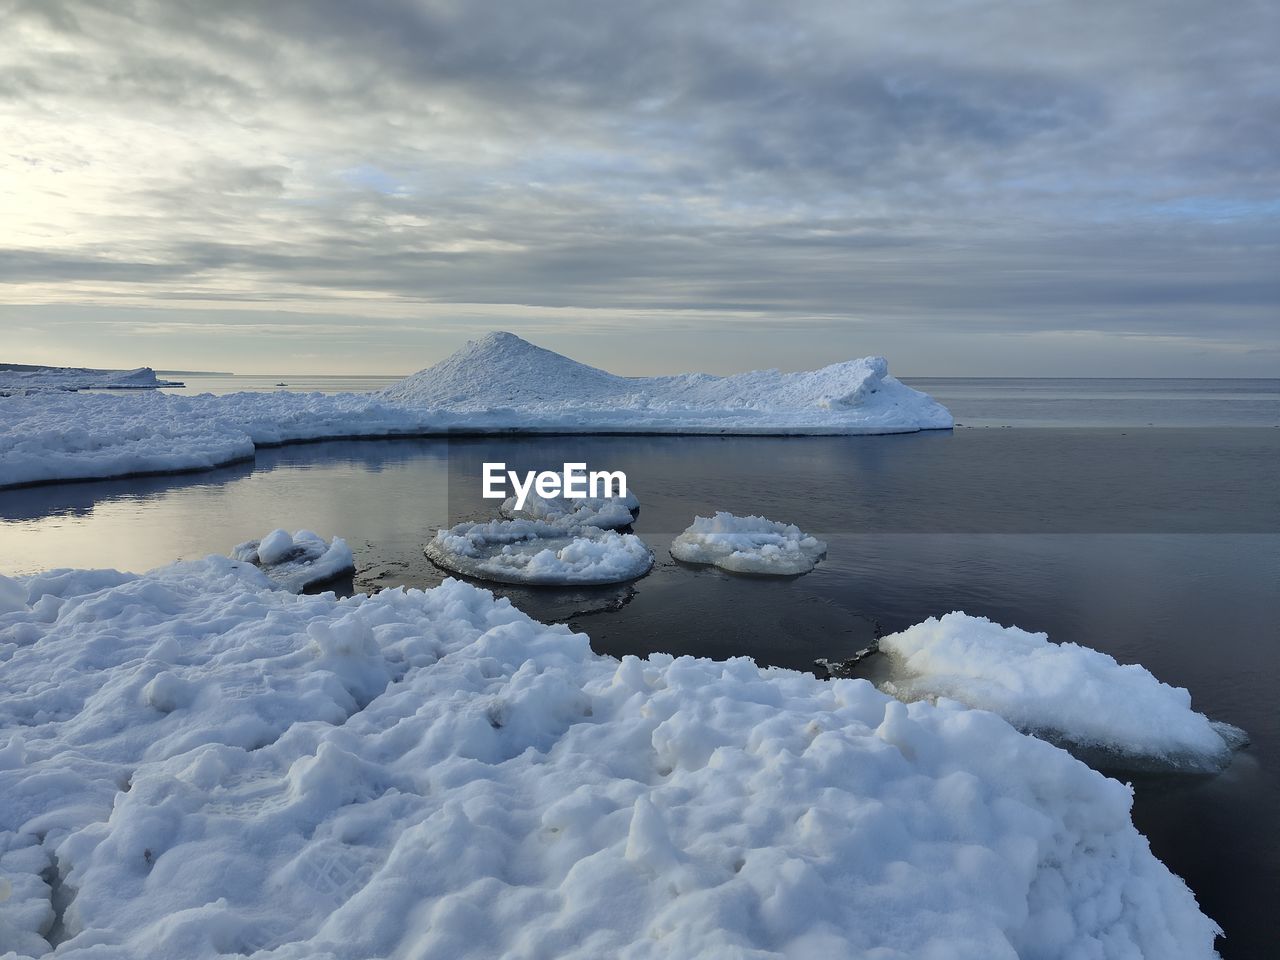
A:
0,333,952,488
0,366,181,396
229,530,355,593
499,489,640,529
670,512,828,575
425,518,654,585
879,612,1246,771
0,556,1220,958
382,332,953,434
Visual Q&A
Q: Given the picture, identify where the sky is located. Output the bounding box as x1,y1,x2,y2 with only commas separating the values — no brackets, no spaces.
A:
1,0,1277,377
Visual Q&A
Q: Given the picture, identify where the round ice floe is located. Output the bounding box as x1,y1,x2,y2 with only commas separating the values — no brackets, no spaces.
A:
670,511,827,575
230,529,355,592
499,490,639,529
426,518,653,585
880,612,1247,772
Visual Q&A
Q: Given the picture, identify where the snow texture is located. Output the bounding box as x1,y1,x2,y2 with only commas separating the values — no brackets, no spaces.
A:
880,612,1245,771
0,557,1220,958
229,530,355,593
0,333,952,488
499,489,640,530
670,512,828,575
426,518,654,586
0,366,181,396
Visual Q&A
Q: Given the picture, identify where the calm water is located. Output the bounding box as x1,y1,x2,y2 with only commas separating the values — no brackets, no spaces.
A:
153,373,404,395
3,379,1279,957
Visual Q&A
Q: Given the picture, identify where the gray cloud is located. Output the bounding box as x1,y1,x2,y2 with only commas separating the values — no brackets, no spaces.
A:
0,0,1277,374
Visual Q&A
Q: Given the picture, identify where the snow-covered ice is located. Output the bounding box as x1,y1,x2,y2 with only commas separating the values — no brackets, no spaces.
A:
0,366,181,396
499,489,640,529
670,512,828,575
229,530,355,593
0,332,952,488
879,612,1246,771
382,333,952,435
0,556,1221,958
426,518,654,586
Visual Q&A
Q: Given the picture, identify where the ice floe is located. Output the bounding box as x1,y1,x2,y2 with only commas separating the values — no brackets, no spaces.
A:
425,518,654,586
879,612,1246,771
0,556,1220,958
230,529,355,592
1,332,952,488
0,365,182,396
499,489,640,529
670,511,828,575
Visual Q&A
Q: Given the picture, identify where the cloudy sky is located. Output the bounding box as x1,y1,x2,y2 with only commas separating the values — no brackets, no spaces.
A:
2,0,1277,376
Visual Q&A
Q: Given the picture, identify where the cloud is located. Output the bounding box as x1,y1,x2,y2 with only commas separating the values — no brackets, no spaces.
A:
0,0,1277,373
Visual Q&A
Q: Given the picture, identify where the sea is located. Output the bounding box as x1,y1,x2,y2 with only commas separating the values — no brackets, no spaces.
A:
3,376,1278,958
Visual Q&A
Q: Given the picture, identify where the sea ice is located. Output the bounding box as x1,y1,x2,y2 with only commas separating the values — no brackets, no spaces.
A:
1,332,953,489
499,489,640,529
879,612,1246,771
670,511,828,575
230,529,355,592
425,518,654,585
0,365,182,396
0,556,1221,958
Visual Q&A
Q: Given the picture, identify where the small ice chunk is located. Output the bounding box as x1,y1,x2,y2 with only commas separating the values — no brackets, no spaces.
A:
230,529,355,592
880,612,1245,771
426,518,654,585
499,489,639,529
255,528,295,565
670,511,827,575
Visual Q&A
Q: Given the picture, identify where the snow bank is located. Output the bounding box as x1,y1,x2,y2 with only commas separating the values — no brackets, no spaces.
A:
230,529,355,592
0,365,181,395
880,612,1245,771
0,558,1220,958
499,489,640,529
671,512,828,575
0,332,952,488
426,518,654,585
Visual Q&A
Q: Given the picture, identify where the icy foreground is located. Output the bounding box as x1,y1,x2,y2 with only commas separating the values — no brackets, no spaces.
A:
230,530,355,592
0,561,1220,958
0,333,952,488
671,513,828,575
0,366,181,396
880,613,1245,771
426,518,654,585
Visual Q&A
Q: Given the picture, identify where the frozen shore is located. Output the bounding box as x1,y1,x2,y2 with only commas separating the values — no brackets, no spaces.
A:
0,333,952,489
0,555,1219,958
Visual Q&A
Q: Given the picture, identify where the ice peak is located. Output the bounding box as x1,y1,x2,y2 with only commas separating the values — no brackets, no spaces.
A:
382,330,622,407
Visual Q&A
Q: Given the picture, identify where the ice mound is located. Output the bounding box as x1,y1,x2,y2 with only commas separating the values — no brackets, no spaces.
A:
1,333,952,489
230,529,355,592
426,518,655,585
383,331,625,407
382,332,954,435
0,558,1220,958
499,489,640,529
670,511,828,575
880,612,1246,771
